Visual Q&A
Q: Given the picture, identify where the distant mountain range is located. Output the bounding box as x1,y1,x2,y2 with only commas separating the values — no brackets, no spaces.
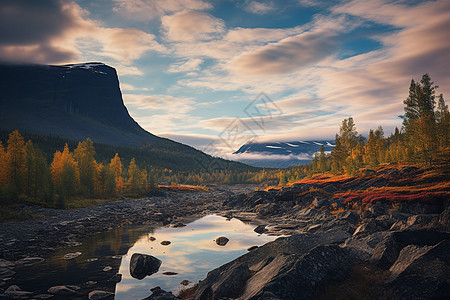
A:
0,62,250,171
232,140,335,168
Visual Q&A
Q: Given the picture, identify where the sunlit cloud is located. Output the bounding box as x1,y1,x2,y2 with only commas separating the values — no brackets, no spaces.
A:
162,10,226,42
243,1,276,15
112,0,212,20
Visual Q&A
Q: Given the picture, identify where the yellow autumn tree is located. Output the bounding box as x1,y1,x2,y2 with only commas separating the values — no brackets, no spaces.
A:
51,144,79,205
127,158,142,195
109,153,124,194
74,138,96,197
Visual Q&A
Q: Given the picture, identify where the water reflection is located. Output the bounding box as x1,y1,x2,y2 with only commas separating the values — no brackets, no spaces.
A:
115,215,278,299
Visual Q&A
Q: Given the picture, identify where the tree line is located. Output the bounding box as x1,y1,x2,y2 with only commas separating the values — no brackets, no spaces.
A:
308,73,449,175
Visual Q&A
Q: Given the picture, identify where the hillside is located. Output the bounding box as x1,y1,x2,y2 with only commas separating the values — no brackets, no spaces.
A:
0,62,250,172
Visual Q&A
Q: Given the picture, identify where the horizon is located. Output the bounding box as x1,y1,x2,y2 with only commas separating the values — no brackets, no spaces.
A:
1,0,449,158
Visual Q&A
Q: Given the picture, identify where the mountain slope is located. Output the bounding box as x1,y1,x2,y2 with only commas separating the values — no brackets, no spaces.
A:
0,62,251,171
0,62,157,146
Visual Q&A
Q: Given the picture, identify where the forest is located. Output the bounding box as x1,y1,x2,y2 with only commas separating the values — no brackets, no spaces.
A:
0,74,448,210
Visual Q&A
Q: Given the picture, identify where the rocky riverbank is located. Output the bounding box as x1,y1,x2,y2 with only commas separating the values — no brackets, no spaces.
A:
0,186,253,299
180,165,449,299
1,165,449,299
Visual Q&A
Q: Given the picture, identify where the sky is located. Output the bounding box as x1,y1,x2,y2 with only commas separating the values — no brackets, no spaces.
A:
1,0,449,158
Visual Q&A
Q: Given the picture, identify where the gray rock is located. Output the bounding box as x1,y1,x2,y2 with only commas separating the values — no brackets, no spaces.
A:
192,230,352,299
215,236,229,246
0,268,15,280
88,290,114,300
439,206,450,229
129,253,161,280
14,257,44,267
353,219,379,236
386,240,450,299
254,225,267,234
47,285,79,295
63,252,82,260
337,211,360,225
0,259,15,268
142,286,180,300
389,210,412,221
3,285,32,298
312,198,329,209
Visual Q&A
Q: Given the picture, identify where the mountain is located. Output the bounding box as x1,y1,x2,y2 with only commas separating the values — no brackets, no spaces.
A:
0,62,157,146
233,140,335,168
0,62,250,171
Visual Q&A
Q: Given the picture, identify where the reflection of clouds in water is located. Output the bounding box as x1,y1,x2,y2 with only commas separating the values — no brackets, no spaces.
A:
115,214,279,298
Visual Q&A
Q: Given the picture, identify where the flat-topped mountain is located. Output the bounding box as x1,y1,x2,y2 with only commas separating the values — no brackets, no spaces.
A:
0,62,250,171
0,62,157,146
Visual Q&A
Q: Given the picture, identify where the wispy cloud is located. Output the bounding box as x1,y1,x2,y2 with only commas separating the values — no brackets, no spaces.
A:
112,0,212,20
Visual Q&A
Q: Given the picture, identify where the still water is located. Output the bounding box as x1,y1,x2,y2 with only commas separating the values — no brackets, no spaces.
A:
12,215,278,299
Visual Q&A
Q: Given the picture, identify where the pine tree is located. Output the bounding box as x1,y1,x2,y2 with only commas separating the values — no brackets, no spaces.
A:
318,145,326,173
402,74,438,165
435,94,449,154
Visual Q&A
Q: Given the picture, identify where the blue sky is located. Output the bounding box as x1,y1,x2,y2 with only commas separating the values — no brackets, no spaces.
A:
1,0,449,158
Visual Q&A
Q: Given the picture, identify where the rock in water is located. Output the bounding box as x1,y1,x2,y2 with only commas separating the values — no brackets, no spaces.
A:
88,290,114,300
48,285,80,295
216,236,229,246
63,252,82,260
254,225,267,234
142,286,180,300
160,241,171,246
129,253,162,280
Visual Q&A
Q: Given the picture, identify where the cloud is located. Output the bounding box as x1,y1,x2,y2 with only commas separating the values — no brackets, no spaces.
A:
119,83,150,91
0,0,164,74
112,0,212,20
123,94,195,114
160,133,218,149
168,58,203,73
162,10,226,42
244,1,276,15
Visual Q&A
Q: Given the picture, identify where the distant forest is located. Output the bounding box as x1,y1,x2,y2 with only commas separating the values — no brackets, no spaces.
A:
0,73,448,208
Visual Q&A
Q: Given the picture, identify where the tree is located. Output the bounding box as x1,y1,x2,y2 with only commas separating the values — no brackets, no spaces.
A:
318,145,327,173
109,153,124,194
74,139,96,197
435,94,449,153
402,74,438,165
6,130,26,199
127,158,142,195
51,144,79,204
23,141,51,202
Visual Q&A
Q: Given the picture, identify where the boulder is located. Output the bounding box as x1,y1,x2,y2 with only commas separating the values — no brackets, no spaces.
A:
194,245,354,300
439,206,450,229
192,230,352,299
254,225,267,234
14,257,44,267
215,237,229,246
48,285,79,295
63,252,82,260
88,290,114,300
337,211,360,225
3,285,33,298
160,241,171,246
353,219,379,236
386,240,450,299
143,286,180,300
312,198,329,209
129,253,161,280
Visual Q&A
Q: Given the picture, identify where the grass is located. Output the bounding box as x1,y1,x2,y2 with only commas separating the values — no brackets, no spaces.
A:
158,184,209,192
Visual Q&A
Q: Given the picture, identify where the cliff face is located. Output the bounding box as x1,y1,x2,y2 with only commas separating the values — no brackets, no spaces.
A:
0,62,156,146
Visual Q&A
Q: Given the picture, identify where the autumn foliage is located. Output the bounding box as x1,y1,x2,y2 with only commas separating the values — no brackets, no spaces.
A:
0,130,149,208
